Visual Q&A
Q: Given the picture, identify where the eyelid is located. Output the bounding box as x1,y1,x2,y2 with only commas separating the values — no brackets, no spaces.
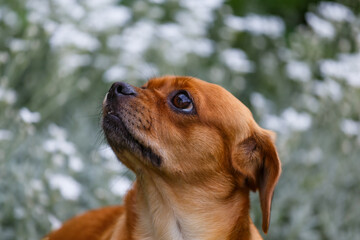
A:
168,90,196,114
173,90,192,103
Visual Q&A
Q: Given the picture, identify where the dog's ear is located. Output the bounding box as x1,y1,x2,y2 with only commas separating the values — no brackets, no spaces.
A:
231,129,281,234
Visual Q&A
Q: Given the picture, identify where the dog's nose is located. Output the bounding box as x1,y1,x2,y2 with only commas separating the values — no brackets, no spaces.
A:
111,82,137,96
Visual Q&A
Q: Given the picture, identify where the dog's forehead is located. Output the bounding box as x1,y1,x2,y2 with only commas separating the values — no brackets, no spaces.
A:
146,76,250,111
146,75,202,90
146,76,230,97
146,76,253,132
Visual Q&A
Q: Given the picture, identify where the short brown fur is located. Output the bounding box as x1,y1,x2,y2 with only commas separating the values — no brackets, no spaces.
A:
45,76,281,240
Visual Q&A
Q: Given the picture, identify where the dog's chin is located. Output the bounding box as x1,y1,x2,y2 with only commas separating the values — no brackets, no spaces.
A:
102,113,162,167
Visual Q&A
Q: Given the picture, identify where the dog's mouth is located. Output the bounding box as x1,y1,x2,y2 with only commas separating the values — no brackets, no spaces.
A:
102,108,162,167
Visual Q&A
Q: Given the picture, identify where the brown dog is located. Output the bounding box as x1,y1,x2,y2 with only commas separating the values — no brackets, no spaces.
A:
45,76,281,240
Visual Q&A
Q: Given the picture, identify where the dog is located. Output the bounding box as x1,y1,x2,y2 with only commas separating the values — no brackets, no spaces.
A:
45,76,281,240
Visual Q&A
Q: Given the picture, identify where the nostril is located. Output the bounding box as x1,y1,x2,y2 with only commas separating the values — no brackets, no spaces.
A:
112,82,137,96
115,84,124,95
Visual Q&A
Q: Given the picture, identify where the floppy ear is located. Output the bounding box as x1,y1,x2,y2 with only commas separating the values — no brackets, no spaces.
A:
231,129,281,234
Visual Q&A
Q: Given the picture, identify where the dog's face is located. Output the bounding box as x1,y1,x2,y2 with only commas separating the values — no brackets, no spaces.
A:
102,76,281,233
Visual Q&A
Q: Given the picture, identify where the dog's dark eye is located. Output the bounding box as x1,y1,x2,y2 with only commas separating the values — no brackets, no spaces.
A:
171,92,193,112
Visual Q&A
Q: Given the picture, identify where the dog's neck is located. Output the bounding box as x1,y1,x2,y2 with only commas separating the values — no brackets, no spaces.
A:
123,171,262,240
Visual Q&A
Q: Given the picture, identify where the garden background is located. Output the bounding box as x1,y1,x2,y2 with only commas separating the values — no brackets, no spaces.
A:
1,0,359,239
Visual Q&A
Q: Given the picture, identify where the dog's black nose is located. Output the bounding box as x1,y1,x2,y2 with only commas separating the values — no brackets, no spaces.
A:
111,82,137,96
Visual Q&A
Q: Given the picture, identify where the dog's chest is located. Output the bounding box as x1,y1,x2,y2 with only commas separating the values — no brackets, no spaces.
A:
134,206,185,240
133,201,236,240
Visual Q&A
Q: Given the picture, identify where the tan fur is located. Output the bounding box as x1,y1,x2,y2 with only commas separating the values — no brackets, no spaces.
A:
46,76,281,240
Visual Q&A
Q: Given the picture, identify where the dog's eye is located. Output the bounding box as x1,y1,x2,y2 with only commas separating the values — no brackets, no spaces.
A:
171,91,193,112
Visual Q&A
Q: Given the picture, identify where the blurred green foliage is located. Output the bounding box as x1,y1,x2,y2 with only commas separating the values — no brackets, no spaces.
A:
1,0,360,239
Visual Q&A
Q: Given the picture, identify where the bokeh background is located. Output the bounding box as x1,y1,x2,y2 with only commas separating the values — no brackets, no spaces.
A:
1,0,360,239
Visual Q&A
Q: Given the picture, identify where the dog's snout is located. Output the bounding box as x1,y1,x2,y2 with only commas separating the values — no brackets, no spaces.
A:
111,82,137,97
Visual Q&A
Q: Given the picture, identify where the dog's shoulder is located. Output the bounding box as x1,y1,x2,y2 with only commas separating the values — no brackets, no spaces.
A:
45,205,125,240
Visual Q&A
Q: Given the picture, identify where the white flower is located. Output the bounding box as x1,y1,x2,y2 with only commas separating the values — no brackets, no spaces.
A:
53,0,85,20
180,0,223,22
99,145,126,172
158,23,183,42
263,114,284,133
43,124,76,155
286,61,311,82
119,21,156,54
26,0,50,23
282,108,312,131
263,108,312,133
19,108,41,123
221,49,254,73
313,79,342,102
84,6,131,31
135,62,159,79
0,52,9,63
52,154,65,167
109,176,133,196
59,54,91,75
69,156,84,172
43,139,76,155
190,38,214,57
320,53,360,87
318,2,354,22
48,124,67,139
50,24,100,51
250,92,268,111
30,179,44,192
340,119,359,136
0,87,17,104
175,11,206,36
149,0,165,3
181,0,223,10
225,14,285,38
85,0,117,9
0,129,13,141
305,147,323,165
306,13,335,39
49,174,81,200
48,215,62,230
98,145,117,160
1,9,18,28
14,208,25,219
9,39,28,52
103,65,128,82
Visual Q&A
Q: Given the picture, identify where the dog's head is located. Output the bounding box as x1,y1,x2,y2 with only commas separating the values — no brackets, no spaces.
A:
102,76,281,233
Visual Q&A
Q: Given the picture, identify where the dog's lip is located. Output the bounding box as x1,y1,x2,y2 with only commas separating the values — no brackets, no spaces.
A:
106,110,120,119
103,104,120,119
102,109,162,167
